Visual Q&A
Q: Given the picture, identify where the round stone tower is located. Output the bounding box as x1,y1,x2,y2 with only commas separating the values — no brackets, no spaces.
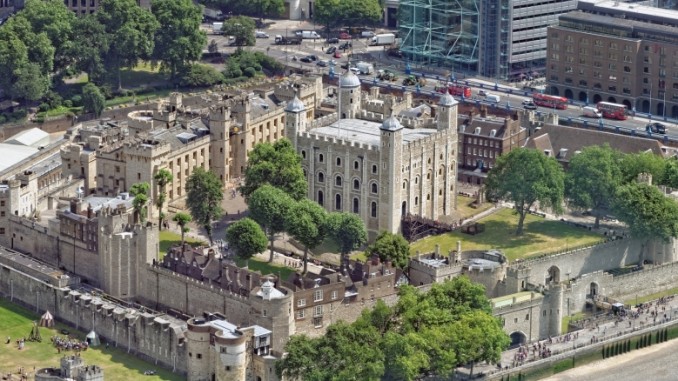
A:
284,94,306,148
185,318,212,381
213,329,249,381
338,71,362,119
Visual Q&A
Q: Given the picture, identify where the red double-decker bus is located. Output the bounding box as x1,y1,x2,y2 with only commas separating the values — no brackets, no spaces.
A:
596,102,627,120
448,85,471,98
532,93,568,110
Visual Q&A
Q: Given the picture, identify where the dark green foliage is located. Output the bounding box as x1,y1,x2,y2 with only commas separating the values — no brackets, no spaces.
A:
365,231,411,269
82,83,105,117
179,64,225,87
185,167,224,243
240,138,307,201
226,218,268,260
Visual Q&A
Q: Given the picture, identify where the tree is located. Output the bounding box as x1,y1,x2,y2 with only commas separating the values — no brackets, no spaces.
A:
286,199,328,274
620,151,666,185
151,0,206,79
186,168,223,244
97,0,159,90
565,145,623,228
247,0,285,20
226,218,268,260
172,212,192,254
129,182,151,223
208,39,219,54
248,185,294,262
365,231,410,269
70,15,110,83
240,139,307,201
221,16,255,47
315,0,382,35
613,182,678,243
485,148,565,235
154,168,173,230
662,158,678,189
0,24,52,102
82,83,106,118
327,212,367,271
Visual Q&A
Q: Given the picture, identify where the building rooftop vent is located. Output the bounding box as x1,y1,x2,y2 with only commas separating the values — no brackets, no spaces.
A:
474,127,481,135
489,129,497,137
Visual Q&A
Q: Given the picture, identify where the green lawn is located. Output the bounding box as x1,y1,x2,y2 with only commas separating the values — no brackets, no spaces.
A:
158,230,206,259
623,286,678,305
410,208,604,261
234,257,296,280
456,195,494,219
562,312,586,333
0,298,182,381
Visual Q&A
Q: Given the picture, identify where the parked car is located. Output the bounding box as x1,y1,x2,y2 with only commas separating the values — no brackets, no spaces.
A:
333,51,342,58
647,122,667,134
387,49,403,58
255,31,269,38
340,63,349,69
327,37,339,44
478,90,488,97
325,46,336,54
361,30,376,38
339,32,351,40
349,67,360,74
316,60,328,67
339,41,352,50
300,56,312,63
307,55,318,61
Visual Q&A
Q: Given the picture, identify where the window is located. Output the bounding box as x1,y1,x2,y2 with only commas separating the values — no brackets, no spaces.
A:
313,316,323,328
318,172,324,183
624,66,631,73
197,354,202,359
353,198,359,213
335,194,342,210
335,176,342,186
0,228,4,235
371,202,377,218
331,290,338,300
317,190,324,206
314,305,323,316
336,157,342,166
297,298,306,307
354,161,360,170
318,154,324,162
314,290,323,302
371,183,378,194
371,164,377,174
297,309,305,319
301,150,306,159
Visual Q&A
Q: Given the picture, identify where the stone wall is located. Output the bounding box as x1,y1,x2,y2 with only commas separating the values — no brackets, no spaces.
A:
7,215,59,266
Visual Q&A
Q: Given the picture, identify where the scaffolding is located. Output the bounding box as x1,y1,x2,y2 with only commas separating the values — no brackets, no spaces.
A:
398,0,480,73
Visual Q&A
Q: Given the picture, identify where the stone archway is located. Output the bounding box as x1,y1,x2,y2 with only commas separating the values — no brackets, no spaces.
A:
401,201,407,216
589,282,599,298
564,89,574,99
550,86,560,96
657,103,664,117
608,96,617,103
622,99,632,110
578,91,588,102
672,105,678,118
510,331,527,347
640,99,650,113
546,266,561,284
593,94,602,104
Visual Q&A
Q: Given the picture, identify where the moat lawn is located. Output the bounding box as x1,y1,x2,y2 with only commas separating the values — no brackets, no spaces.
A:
158,230,206,259
0,298,182,381
410,208,605,261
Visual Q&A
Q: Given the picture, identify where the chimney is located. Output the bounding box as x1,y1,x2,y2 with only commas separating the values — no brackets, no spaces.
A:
479,106,487,118
87,204,93,219
70,199,78,213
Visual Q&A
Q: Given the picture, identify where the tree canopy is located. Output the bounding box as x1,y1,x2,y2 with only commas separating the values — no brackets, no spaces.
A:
485,148,564,235
613,182,678,242
186,167,223,243
129,182,150,223
276,276,509,381
286,199,328,273
226,218,268,260
315,0,382,33
365,231,411,269
221,16,256,47
240,139,307,201
565,145,623,228
248,185,295,262
620,151,667,185
82,83,106,118
327,212,367,270
151,0,206,79
172,212,192,253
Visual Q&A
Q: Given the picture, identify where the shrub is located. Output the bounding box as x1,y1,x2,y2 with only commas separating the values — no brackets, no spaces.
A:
38,103,50,112
243,67,257,78
44,91,63,109
0,115,6,124
70,95,82,107
180,65,225,87
63,100,73,108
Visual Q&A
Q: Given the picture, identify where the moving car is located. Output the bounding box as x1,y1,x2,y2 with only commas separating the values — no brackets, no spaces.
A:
255,31,269,38
300,57,312,63
646,122,667,134
522,100,537,110
333,51,342,58
316,60,328,67
339,41,352,50
339,32,351,40
325,46,336,54
327,37,339,44
349,67,360,74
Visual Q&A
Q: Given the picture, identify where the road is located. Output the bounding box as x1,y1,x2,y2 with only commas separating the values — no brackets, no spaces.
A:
202,19,678,140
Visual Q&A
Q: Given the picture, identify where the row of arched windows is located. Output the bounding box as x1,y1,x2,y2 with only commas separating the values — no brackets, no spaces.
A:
314,172,378,193
317,190,378,218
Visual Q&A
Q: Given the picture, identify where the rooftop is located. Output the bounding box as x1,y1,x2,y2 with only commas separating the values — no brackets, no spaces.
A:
4,127,50,148
26,152,62,177
0,144,39,173
578,0,678,24
311,118,437,146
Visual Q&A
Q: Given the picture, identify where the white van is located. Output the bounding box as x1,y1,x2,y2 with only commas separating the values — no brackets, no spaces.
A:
301,31,321,39
485,93,501,103
583,106,602,118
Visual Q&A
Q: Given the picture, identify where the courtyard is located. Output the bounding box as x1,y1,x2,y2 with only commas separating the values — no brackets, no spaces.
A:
0,299,182,381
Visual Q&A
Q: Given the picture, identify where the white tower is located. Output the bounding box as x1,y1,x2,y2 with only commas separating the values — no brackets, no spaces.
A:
338,71,362,119
437,92,458,131
284,94,306,148
379,116,403,234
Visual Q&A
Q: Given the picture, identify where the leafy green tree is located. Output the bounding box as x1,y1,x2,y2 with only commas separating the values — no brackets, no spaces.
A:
248,0,285,20
286,199,328,273
151,0,206,79
327,212,367,270
186,167,223,244
208,39,219,54
154,168,173,230
248,185,294,262
221,16,255,47
82,83,106,118
180,64,224,87
662,158,678,189
226,218,268,260
240,138,307,201
613,182,678,243
315,0,382,35
97,0,160,90
172,212,192,253
10,62,51,102
0,22,52,102
620,151,667,185
365,231,410,269
14,0,76,71
565,145,623,228
129,182,151,223
70,15,110,83
485,148,564,235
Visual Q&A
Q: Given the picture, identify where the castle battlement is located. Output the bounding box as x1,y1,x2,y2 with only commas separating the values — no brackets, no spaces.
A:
123,139,171,158
309,113,339,129
148,264,251,300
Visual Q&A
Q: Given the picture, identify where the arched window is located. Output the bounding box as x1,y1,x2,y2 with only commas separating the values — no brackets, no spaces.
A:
303,169,307,177
353,197,359,213
335,194,342,210
336,157,342,166
353,179,360,190
354,161,360,170
402,181,407,190
414,197,419,206
372,165,377,174
301,150,306,159
371,202,377,217
318,154,324,162
318,190,324,206
371,183,378,194
335,176,342,186
318,172,325,183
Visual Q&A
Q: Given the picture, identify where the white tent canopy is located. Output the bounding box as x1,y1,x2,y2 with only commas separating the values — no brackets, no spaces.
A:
86,330,100,346
39,311,54,327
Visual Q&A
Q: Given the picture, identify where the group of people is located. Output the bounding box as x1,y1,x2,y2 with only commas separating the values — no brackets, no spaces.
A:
51,335,89,353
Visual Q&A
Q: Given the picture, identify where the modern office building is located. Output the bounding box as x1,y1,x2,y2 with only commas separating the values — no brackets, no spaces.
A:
398,0,577,80
546,1,678,116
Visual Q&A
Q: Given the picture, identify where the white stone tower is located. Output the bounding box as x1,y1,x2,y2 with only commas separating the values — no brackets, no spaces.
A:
437,92,459,215
437,92,458,131
186,318,212,381
209,105,232,184
284,94,306,148
213,328,250,381
338,71,362,119
379,116,403,234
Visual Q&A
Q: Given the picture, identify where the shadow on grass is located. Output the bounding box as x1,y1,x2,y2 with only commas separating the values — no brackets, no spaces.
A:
234,257,296,280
